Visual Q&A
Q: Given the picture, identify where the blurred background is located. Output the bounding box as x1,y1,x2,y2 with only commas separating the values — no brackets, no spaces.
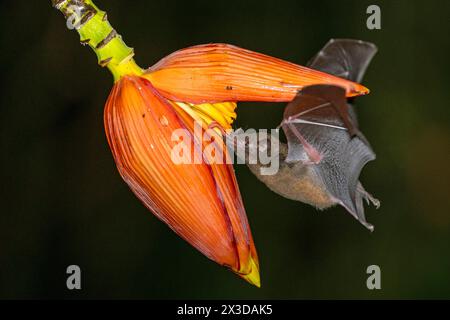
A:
0,0,449,299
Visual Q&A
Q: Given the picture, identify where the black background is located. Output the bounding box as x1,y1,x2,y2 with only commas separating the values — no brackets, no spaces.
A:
0,0,449,299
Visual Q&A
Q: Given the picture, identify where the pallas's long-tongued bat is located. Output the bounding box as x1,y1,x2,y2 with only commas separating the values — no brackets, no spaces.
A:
241,39,380,230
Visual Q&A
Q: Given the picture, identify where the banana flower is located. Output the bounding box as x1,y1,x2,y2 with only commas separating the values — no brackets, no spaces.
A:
52,0,368,287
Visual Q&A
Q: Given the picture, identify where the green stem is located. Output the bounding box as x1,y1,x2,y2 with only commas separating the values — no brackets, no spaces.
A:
51,0,144,82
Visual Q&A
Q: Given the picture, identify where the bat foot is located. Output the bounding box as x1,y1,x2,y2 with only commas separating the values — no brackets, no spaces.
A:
357,183,380,209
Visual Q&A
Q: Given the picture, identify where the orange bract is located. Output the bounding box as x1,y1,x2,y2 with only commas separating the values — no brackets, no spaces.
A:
144,43,369,104
104,75,260,286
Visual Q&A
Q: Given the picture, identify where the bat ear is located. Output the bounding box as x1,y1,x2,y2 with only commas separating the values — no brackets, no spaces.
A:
307,39,378,83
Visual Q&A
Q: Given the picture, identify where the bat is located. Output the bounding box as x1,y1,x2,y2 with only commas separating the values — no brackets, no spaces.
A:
244,39,380,230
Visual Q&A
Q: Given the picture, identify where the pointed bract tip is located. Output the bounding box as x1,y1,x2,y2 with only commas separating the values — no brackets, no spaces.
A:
237,256,261,288
352,83,370,96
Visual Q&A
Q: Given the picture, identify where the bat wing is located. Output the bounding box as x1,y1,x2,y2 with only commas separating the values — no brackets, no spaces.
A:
307,38,378,132
307,39,378,83
282,84,363,164
281,84,378,230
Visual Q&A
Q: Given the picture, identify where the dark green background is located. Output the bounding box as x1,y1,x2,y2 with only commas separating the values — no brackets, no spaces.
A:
1,0,449,299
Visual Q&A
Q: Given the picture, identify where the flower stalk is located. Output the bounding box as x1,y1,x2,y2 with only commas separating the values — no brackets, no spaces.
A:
51,0,143,81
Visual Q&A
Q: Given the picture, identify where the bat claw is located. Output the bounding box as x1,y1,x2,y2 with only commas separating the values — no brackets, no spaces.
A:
357,183,380,209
